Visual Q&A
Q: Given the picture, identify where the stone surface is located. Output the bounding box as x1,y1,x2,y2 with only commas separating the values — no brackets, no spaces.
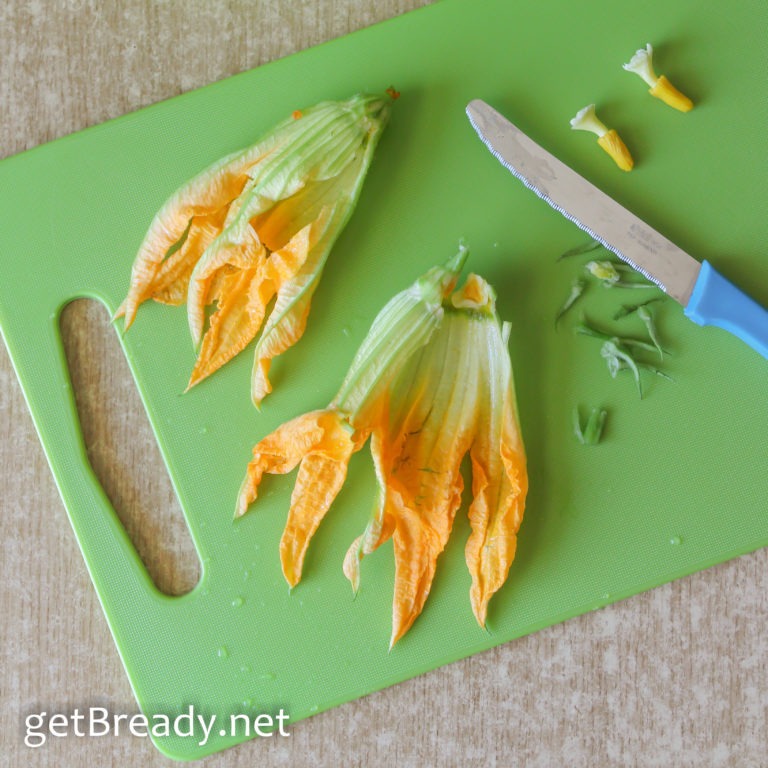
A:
1,2,766,766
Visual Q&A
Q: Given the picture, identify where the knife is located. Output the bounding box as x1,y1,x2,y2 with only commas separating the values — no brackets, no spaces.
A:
466,99,768,361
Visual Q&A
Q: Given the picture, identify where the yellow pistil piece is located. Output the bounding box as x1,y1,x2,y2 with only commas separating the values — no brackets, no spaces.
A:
650,75,693,113
623,44,693,112
597,130,634,171
570,104,634,172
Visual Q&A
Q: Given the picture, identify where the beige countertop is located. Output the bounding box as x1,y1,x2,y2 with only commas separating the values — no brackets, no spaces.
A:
1,2,766,766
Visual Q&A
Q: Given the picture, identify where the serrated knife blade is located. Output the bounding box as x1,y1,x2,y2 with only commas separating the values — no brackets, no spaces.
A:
466,98,700,303
466,98,768,361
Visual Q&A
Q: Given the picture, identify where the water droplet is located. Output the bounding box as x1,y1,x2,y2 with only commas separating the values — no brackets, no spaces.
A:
308,705,318,713
243,698,254,708
259,672,275,681
231,596,244,608
201,589,209,597
670,536,682,546
243,570,250,580
601,593,611,600
48,312,56,320
342,327,351,337
199,426,208,435
254,544,260,551
217,647,228,659
240,664,251,674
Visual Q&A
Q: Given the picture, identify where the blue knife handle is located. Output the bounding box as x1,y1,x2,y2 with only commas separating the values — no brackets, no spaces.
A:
684,260,768,360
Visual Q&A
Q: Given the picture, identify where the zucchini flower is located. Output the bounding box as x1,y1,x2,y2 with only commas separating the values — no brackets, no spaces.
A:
622,44,693,112
236,246,528,647
570,104,634,171
116,92,394,406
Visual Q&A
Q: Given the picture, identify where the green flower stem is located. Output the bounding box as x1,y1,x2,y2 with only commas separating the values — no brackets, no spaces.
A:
573,406,608,445
574,318,659,355
613,297,661,320
637,305,664,360
557,239,601,261
555,278,586,326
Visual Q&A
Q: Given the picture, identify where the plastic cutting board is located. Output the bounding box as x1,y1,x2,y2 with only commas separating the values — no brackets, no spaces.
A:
1,0,766,759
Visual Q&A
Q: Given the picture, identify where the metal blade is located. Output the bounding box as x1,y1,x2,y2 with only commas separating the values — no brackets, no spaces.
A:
466,99,701,305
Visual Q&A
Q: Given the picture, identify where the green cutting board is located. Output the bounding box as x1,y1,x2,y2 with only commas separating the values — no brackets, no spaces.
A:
1,0,766,760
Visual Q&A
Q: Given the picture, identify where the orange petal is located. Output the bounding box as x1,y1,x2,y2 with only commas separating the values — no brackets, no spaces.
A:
186,261,274,388
341,310,480,642
464,312,528,627
249,220,322,406
279,452,351,587
387,463,465,648
186,224,266,347
250,279,315,406
385,309,489,646
466,399,527,627
342,423,396,592
208,265,239,304
236,409,368,585
148,209,229,305
118,148,258,328
250,203,349,406
264,221,313,286
239,151,370,400
237,410,331,516
251,170,353,252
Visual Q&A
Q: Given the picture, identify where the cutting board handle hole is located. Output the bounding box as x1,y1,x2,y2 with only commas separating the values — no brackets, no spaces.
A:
60,298,201,596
